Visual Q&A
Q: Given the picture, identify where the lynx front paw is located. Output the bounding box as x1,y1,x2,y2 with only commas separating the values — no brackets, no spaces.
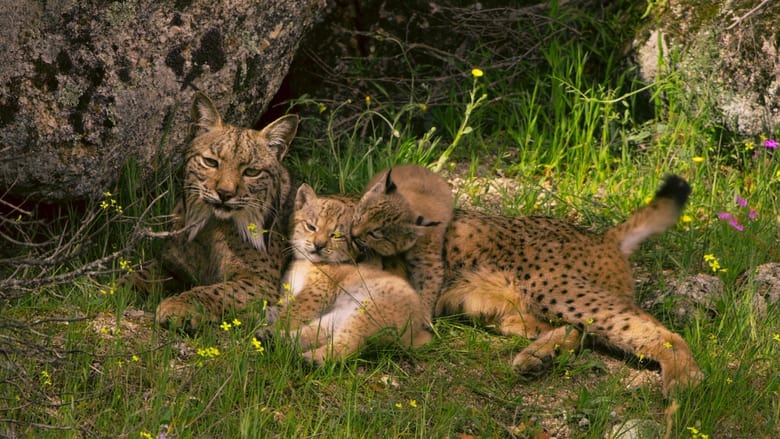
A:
155,297,205,333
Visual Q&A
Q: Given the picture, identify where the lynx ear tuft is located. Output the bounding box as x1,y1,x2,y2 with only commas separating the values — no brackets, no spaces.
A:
415,215,441,227
384,168,398,194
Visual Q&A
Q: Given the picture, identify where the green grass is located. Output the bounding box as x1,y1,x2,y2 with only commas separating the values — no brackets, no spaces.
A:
3,3,780,438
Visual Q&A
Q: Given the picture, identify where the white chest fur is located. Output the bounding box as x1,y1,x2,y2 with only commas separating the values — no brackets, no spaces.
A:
282,260,313,296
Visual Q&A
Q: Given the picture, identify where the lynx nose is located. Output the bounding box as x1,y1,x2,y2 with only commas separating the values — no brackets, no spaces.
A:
216,187,236,202
312,239,327,254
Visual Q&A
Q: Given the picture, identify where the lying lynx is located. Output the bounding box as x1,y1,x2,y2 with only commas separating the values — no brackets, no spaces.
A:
273,183,432,364
352,164,454,317
351,166,701,395
128,92,298,331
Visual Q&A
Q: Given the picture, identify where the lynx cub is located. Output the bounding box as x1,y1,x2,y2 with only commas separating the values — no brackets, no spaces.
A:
351,164,454,317
351,166,701,396
128,92,298,331
273,183,432,364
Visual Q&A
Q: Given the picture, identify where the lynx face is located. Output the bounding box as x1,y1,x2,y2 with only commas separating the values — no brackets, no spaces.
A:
351,169,438,256
290,184,359,263
182,93,298,251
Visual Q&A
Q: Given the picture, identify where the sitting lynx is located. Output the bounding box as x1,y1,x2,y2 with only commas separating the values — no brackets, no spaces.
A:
129,92,298,331
273,183,432,364
351,166,701,395
352,164,454,317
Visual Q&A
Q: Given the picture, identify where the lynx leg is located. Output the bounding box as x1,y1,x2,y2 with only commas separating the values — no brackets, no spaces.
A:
294,319,334,351
512,325,583,375
535,281,702,395
155,278,256,330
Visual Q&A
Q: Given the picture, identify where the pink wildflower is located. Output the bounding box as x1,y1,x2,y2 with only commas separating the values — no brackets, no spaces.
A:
749,209,758,221
736,195,748,208
765,139,778,149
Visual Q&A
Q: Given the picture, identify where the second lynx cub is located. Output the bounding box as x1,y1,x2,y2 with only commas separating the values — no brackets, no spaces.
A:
273,184,432,364
351,165,701,395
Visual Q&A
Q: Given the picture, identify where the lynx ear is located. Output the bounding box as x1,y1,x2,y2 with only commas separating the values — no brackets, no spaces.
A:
295,183,317,210
191,92,223,132
384,168,398,194
258,114,299,160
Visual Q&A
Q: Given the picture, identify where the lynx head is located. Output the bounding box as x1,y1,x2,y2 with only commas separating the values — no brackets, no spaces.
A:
350,168,440,256
182,92,298,251
290,183,359,263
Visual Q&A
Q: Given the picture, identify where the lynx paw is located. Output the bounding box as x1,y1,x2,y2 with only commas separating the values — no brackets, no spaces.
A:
661,356,704,397
301,348,328,366
512,348,554,377
155,297,204,333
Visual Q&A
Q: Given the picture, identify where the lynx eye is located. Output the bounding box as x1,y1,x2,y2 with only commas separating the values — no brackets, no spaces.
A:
243,168,262,177
304,222,317,232
202,156,219,168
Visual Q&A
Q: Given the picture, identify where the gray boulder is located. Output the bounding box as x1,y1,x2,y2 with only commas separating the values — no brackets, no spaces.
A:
633,0,779,136
0,0,325,201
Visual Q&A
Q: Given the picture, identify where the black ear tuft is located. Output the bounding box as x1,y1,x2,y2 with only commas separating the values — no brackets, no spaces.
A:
384,168,397,194
416,215,441,227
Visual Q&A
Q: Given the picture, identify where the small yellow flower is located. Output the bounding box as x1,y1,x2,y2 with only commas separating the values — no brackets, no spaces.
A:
140,432,153,439
283,283,291,291
773,333,780,342
247,223,258,238
471,68,484,78
726,377,733,384
419,103,428,112
365,95,371,106
745,141,754,151
663,341,673,349
692,156,704,163
232,318,242,327
262,299,268,310
116,359,125,367
637,353,645,361
681,214,693,223
251,337,265,354
586,318,595,325
132,355,140,362
395,402,403,408
103,191,113,197
220,321,232,331
197,347,221,358
119,258,134,273
409,399,418,408
40,370,52,386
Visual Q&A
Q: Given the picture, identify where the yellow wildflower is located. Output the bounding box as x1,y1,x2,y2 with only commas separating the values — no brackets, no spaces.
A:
471,68,484,78
692,156,704,163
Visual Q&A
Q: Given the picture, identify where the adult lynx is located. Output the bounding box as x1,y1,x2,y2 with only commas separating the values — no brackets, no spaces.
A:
127,92,298,331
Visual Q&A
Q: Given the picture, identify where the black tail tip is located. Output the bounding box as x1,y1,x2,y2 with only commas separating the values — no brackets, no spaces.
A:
655,174,691,207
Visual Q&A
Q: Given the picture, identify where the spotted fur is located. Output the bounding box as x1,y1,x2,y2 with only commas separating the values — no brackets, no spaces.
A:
352,168,701,396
